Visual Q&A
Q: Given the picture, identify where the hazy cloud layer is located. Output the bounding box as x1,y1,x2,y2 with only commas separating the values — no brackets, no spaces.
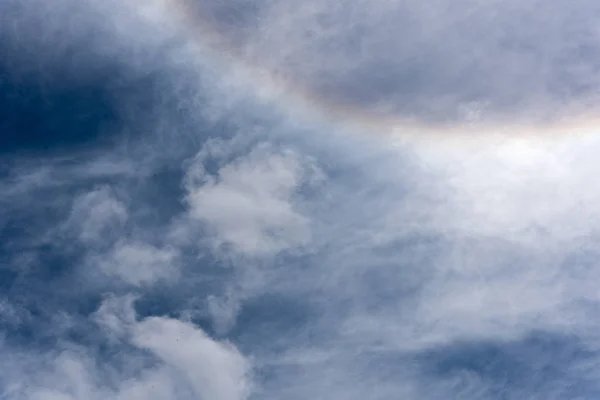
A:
2,0,600,399
230,0,600,122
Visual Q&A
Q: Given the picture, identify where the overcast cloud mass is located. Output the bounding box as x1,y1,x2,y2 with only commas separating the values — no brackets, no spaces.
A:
2,0,600,398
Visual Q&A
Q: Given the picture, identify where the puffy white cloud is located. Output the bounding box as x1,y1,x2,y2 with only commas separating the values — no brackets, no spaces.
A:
0,298,251,400
132,317,251,400
183,140,322,257
93,241,180,287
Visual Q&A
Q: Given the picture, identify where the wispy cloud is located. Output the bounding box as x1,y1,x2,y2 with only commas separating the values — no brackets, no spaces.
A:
2,0,600,399
1,296,250,400
183,139,322,257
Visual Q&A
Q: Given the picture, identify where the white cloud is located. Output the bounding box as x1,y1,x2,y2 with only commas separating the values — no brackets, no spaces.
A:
62,187,180,288
92,294,138,340
64,187,128,246
132,317,251,400
93,241,180,287
0,298,251,400
183,140,322,257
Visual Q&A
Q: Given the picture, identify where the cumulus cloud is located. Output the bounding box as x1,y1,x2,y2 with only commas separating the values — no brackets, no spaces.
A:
91,241,180,287
183,139,322,257
1,298,250,400
132,316,251,400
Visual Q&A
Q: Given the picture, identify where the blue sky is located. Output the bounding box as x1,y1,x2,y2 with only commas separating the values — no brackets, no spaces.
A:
2,0,600,399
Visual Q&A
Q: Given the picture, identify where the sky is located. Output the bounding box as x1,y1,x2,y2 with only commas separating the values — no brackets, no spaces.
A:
2,0,600,399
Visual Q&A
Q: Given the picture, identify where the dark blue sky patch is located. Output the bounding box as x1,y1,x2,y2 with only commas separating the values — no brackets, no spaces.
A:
0,18,211,160
230,292,322,356
128,166,188,228
416,332,600,398
0,65,120,156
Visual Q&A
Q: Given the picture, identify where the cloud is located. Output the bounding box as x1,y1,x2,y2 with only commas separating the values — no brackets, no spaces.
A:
64,186,128,247
3,0,600,399
132,316,251,400
185,0,600,123
0,297,250,400
183,139,323,257
91,241,180,287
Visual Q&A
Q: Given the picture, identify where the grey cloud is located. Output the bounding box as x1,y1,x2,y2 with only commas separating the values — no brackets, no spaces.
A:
64,187,128,247
3,0,600,399
199,0,600,123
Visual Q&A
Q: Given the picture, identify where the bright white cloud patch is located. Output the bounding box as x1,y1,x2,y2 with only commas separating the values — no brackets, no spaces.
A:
184,140,322,257
94,241,180,287
3,298,250,400
132,317,251,400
